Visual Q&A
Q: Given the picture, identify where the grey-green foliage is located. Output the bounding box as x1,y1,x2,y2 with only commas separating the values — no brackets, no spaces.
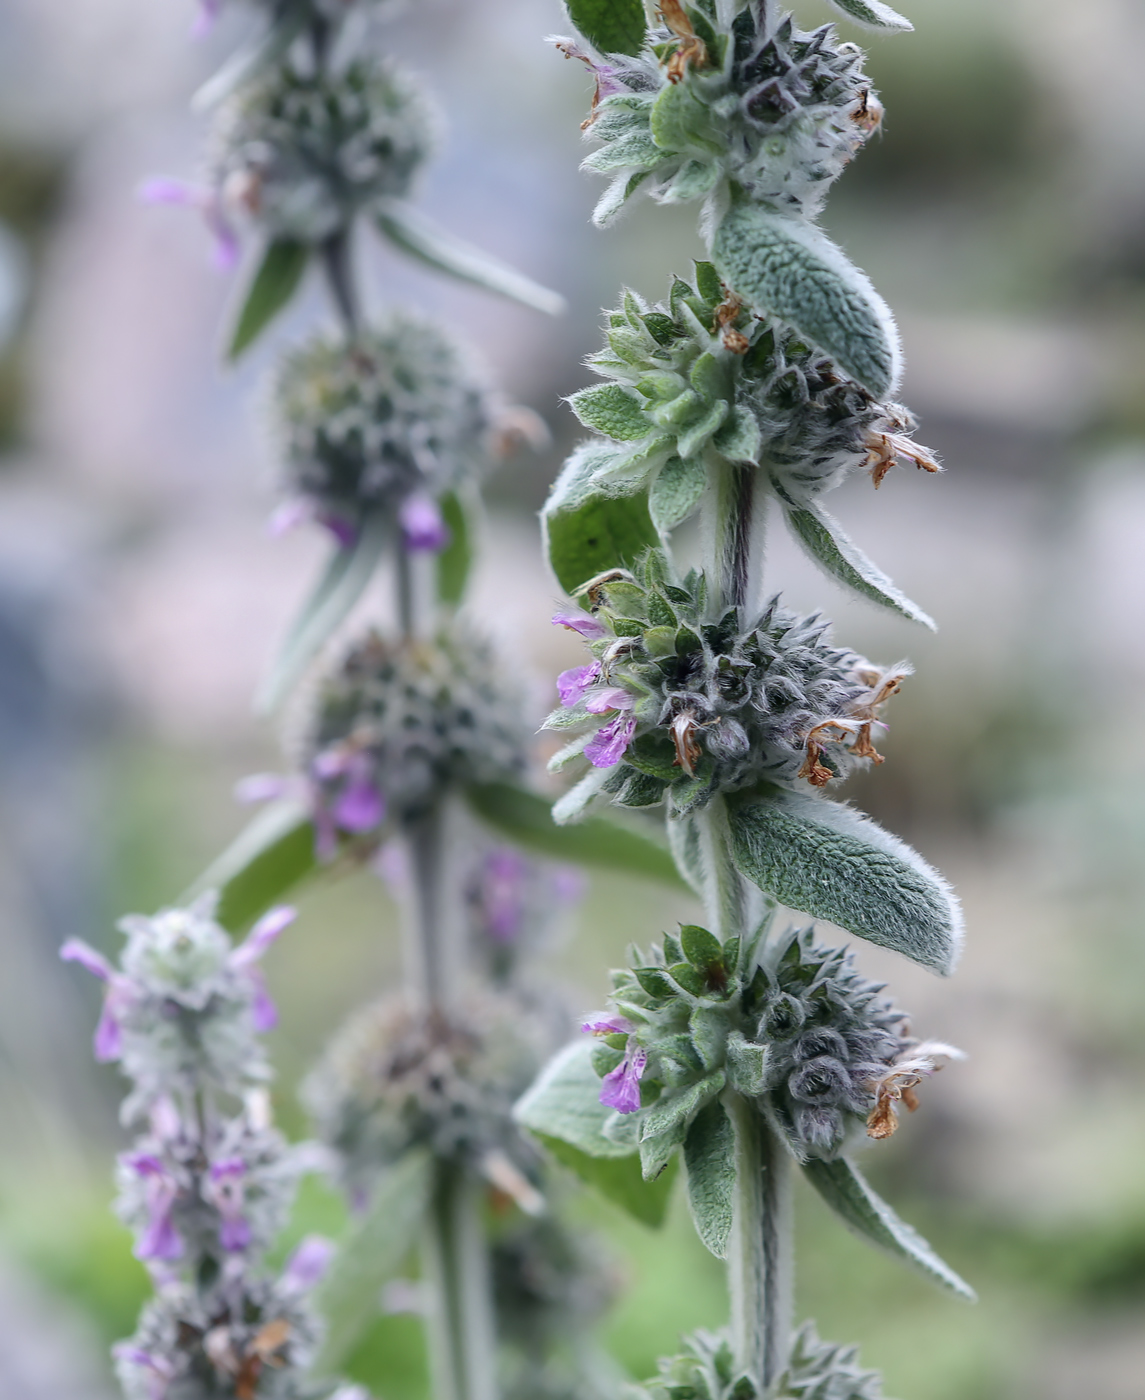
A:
544,550,904,817
305,626,528,843
275,312,493,539
574,9,877,226
304,991,546,1204
213,57,434,243
516,918,967,1296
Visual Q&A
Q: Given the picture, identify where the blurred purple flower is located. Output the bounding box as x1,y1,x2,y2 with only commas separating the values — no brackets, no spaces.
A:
480,848,529,943
283,1235,335,1291
399,493,450,552
557,660,601,707
138,177,239,271
60,938,133,1062
208,1158,252,1252
113,1345,175,1400
230,905,295,1033
192,0,221,38
552,611,606,639
124,1153,183,1262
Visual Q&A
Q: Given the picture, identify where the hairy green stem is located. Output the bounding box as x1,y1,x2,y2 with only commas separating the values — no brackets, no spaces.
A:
698,797,748,947
702,457,755,620
424,1159,500,1400
726,1095,793,1390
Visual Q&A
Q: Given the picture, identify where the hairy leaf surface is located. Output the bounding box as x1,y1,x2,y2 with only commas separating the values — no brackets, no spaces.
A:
684,1100,736,1258
566,0,648,56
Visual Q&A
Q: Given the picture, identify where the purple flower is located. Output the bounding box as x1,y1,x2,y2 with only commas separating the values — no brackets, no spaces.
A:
267,499,314,537
191,0,221,38
480,849,529,943
208,1158,251,1252
283,1234,335,1291
124,1153,183,1262
331,775,386,833
234,771,290,804
399,493,450,553
584,713,637,768
318,512,359,549
60,939,132,1062
138,177,239,270
113,1346,174,1400
557,660,602,707
581,1015,632,1036
315,751,386,839
584,686,635,715
552,611,607,639
231,906,295,1033
600,1045,648,1115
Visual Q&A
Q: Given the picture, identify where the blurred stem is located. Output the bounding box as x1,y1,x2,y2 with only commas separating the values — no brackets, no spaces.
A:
321,228,360,335
727,1095,793,1390
424,1159,500,1400
403,800,462,1015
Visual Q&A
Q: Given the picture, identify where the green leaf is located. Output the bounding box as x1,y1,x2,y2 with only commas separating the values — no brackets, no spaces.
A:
649,455,707,532
569,384,653,441
726,788,962,975
677,399,727,459
545,486,661,594
667,814,705,896
593,169,652,226
640,1124,685,1181
465,782,688,888
694,260,723,304
725,1032,768,1096
192,4,308,109
776,487,934,629
375,201,564,315
312,1149,434,1374
651,77,725,156
183,801,317,933
824,0,913,32
582,130,663,174
640,1071,725,1143
539,1134,677,1226
435,491,471,607
713,405,762,464
662,157,722,204
684,1100,736,1258
802,1157,975,1300
515,1040,634,1155
567,0,648,56
681,924,723,971
712,205,900,398
227,239,309,361
255,513,389,714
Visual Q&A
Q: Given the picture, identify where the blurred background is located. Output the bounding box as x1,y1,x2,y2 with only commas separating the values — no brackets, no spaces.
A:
0,0,1144,1395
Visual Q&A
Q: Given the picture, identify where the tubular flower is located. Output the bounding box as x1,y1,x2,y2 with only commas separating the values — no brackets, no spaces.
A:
544,551,906,817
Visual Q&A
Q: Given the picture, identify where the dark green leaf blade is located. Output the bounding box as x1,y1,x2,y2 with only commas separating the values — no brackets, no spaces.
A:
727,789,962,974
466,782,687,889
312,1148,434,1375
684,1099,736,1258
375,201,564,315
566,0,648,56
227,239,309,360
777,488,935,630
436,491,471,607
802,1156,975,1299
183,800,317,933
539,1134,677,1227
544,486,660,594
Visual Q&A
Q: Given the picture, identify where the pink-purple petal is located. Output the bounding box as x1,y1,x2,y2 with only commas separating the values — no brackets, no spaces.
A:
332,778,386,833
552,611,607,639
599,1047,647,1114
584,714,636,769
232,905,296,967
59,938,113,981
584,686,635,715
556,661,601,707
399,493,450,553
283,1234,335,1290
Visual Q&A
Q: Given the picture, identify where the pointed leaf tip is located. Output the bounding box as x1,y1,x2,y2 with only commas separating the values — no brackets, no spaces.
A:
227,239,309,361
728,789,962,975
803,1156,976,1300
825,0,913,32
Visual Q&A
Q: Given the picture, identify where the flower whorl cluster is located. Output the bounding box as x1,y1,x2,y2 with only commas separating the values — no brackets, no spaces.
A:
559,266,934,530
547,551,906,817
635,1322,886,1400
212,57,433,244
585,919,954,1167
305,627,527,850
304,992,547,1206
274,313,493,549
62,898,343,1400
563,5,879,227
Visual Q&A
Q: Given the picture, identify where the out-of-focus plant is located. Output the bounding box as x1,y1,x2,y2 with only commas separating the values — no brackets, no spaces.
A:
66,2,694,1399
517,1,976,1395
